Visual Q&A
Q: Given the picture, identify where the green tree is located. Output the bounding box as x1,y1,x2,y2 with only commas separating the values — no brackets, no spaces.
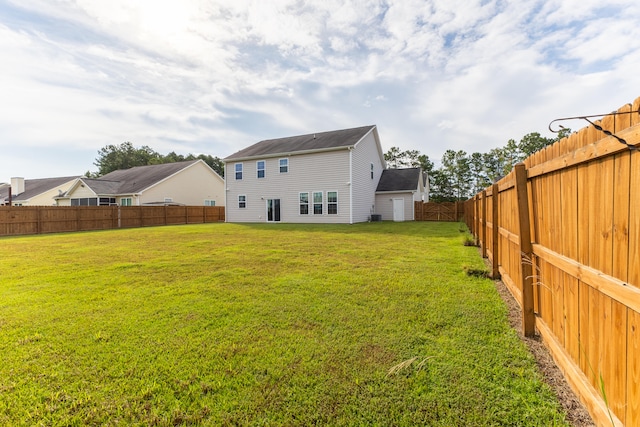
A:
428,169,455,202
518,132,555,158
482,148,508,184
441,149,471,200
384,146,404,168
94,142,162,176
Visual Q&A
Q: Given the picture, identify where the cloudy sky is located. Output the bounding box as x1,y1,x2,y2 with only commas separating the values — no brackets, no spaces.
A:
1,0,639,181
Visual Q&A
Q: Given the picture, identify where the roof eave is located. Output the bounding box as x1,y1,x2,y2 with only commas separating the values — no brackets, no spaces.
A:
223,145,353,163
375,189,416,194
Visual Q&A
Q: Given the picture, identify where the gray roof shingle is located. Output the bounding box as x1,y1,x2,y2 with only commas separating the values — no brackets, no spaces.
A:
92,160,200,194
224,125,376,161
376,168,421,192
0,176,80,202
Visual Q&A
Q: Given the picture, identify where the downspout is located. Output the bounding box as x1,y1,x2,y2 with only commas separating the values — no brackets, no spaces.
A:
224,164,228,223
349,148,353,224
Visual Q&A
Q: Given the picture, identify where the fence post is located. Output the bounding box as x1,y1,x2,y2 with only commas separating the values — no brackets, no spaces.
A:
514,163,535,337
36,206,41,235
491,183,500,279
481,190,487,258
474,195,480,245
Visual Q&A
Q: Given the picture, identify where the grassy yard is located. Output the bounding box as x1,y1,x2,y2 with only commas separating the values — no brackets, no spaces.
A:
0,222,569,426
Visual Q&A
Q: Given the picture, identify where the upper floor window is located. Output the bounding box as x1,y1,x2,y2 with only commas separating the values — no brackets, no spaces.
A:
279,158,289,173
257,160,265,178
313,191,323,215
327,191,338,215
235,163,243,180
370,163,374,179
238,195,246,208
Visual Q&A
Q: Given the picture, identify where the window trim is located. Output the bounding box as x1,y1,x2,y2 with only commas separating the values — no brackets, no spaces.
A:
299,192,309,215
279,158,289,174
238,194,246,209
312,191,323,215
327,191,338,215
256,160,266,179
235,163,243,180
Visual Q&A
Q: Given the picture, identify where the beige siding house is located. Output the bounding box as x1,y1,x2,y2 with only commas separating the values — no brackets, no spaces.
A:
223,125,388,224
375,168,428,221
0,176,79,206
56,160,224,206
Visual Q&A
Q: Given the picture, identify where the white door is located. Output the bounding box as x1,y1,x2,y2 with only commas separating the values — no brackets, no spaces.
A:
392,198,404,222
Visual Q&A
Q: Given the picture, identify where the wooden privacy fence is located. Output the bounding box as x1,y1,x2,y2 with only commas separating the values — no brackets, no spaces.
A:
465,96,640,427
0,205,225,236
414,201,464,221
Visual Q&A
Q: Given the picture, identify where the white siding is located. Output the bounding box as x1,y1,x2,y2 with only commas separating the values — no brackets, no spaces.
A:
140,161,225,206
375,192,415,221
351,130,385,223
225,150,352,223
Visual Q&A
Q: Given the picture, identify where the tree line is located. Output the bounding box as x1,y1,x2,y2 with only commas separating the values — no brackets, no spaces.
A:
385,129,570,202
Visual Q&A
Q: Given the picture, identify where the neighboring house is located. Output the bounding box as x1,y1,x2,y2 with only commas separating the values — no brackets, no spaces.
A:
0,176,80,206
375,167,428,221
55,160,224,206
223,125,392,224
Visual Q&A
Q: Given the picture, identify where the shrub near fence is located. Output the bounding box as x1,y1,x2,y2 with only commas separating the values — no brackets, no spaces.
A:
465,96,640,427
0,205,225,236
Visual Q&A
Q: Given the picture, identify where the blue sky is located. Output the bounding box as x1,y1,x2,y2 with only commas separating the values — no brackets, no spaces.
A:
1,0,639,181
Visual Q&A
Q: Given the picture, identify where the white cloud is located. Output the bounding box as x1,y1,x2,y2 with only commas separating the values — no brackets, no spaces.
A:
1,0,640,180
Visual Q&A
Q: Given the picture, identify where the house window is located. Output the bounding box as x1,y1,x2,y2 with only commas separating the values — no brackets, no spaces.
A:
99,197,116,206
71,198,98,206
238,195,246,208
257,160,265,178
370,163,374,179
279,158,288,173
120,198,132,206
299,192,309,215
235,163,243,180
164,198,173,204
205,200,216,206
313,191,323,215
327,191,338,214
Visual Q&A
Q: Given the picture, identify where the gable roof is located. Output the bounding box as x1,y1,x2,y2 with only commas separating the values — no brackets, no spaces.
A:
376,168,422,192
92,160,201,194
224,125,377,161
0,176,80,202
53,160,210,200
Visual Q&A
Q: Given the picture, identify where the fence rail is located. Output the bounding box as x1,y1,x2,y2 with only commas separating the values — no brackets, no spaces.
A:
414,201,464,221
0,205,225,236
465,96,640,427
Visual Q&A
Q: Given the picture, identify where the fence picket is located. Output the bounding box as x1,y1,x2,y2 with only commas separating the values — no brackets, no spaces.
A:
0,206,225,236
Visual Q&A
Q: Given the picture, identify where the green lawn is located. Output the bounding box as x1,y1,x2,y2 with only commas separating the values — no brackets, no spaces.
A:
0,222,569,426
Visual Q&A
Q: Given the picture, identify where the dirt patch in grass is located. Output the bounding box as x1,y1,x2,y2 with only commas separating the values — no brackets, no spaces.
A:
494,280,595,427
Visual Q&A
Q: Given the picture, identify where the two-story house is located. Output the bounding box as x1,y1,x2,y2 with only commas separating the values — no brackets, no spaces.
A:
223,125,387,223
